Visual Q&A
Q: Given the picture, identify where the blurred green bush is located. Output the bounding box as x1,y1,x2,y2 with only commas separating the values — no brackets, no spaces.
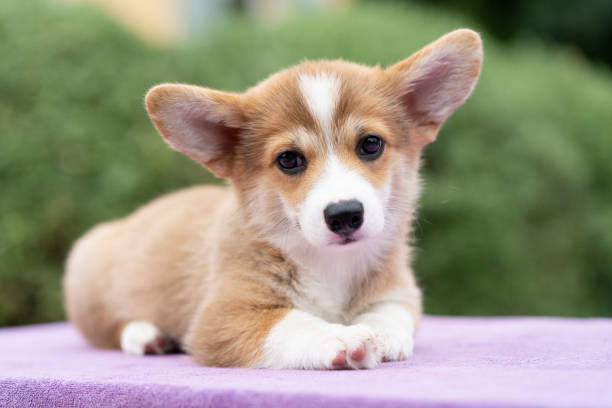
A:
406,0,612,67
1,0,611,326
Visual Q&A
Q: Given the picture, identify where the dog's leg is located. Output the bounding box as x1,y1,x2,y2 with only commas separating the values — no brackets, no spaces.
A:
352,302,416,362
185,301,384,369
120,321,177,355
260,309,385,369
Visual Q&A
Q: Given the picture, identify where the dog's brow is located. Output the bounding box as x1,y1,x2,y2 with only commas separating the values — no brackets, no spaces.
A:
287,127,315,152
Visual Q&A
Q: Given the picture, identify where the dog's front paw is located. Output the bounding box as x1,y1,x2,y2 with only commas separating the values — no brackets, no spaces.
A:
290,323,383,370
379,329,414,362
261,312,385,370
327,324,384,369
352,304,415,362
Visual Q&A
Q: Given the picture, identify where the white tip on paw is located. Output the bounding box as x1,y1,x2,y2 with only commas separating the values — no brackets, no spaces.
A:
260,310,384,370
120,321,175,356
331,324,383,369
380,329,414,362
352,302,415,362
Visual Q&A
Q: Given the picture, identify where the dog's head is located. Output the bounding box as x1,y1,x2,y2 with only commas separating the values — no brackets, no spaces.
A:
146,29,482,255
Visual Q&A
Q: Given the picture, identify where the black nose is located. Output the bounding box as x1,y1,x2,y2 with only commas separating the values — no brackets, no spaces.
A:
323,200,364,236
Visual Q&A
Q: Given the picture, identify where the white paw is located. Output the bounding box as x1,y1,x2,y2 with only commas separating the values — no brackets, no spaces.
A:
120,321,176,356
377,326,414,362
261,310,384,370
352,303,415,362
301,324,382,370
328,324,384,369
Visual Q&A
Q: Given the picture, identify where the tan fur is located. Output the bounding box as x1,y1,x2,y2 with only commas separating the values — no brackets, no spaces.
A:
64,29,482,367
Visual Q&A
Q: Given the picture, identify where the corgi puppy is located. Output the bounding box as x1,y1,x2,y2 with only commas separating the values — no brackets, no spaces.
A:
64,29,482,369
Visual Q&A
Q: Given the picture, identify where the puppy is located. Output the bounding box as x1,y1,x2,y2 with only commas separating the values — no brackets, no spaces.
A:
63,29,482,369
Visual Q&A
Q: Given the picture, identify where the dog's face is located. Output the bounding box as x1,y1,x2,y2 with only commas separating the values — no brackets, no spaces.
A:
237,64,411,250
146,29,482,253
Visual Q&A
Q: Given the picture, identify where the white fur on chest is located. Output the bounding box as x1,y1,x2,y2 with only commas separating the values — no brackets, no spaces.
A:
289,243,382,324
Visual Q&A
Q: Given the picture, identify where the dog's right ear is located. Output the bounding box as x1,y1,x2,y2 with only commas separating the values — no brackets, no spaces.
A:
145,84,244,178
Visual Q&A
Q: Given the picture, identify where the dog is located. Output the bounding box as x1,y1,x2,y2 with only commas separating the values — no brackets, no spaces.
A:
63,29,482,369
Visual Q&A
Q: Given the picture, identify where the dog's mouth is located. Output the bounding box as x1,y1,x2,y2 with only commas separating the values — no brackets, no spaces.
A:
340,236,357,245
328,234,361,247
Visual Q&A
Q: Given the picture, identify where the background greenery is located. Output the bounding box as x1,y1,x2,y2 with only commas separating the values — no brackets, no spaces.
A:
405,0,612,67
1,0,611,326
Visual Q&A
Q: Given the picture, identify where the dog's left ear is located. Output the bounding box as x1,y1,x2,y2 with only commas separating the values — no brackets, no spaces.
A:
386,29,483,145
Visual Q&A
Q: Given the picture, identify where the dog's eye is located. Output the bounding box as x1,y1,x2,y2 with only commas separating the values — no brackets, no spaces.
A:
276,151,307,175
356,135,384,161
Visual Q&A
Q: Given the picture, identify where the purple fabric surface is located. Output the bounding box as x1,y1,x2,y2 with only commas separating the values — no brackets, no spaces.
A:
0,317,610,408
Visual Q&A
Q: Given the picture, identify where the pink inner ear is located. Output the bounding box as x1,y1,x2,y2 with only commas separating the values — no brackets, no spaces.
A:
189,113,239,161
164,99,240,167
400,56,456,125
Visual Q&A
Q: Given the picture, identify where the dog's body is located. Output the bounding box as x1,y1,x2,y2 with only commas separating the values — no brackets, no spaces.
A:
64,30,482,369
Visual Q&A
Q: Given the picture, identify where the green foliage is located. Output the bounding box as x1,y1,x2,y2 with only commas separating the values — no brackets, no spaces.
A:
404,0,612,66
1,0,611,325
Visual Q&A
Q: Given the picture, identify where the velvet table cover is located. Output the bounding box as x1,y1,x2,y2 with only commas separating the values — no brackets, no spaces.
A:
1,316,610,407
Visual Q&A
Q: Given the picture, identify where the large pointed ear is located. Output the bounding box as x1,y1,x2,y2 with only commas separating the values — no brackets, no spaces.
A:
386,29,483,144
145,84,244,178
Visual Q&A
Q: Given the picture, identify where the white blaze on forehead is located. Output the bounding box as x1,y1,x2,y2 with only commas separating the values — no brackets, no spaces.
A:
298,72,341,139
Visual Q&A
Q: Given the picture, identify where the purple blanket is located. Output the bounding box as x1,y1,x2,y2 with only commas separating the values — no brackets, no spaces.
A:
1,316,610,408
